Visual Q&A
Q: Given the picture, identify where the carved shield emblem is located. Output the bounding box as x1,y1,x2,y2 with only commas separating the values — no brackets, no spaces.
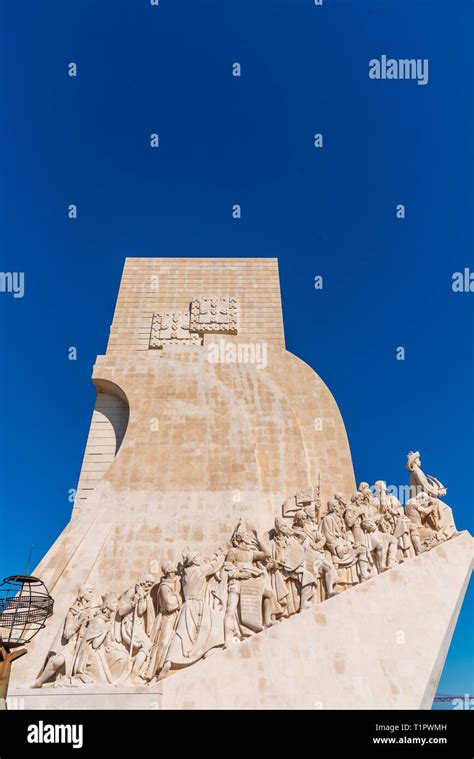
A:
149,311,202,348
239,576,264,631
281,542,305,572
189,297,238,334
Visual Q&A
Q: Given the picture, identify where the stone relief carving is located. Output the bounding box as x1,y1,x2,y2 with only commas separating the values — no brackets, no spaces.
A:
406,451,458,540
33,451,460,689
223,522,273,645
282,480,320,517
156,549,225,681
145,562,182,682
116,574,155,683
33,585,96,688
189,297,238,334
149,297,239,349
321,500,371,586
64,593,129,686
149,311,202,349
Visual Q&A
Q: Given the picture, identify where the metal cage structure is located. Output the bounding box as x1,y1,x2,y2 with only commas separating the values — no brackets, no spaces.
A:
0,575,54,649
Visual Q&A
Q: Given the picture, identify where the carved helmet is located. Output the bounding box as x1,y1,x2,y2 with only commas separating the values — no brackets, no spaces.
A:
406,451,420,471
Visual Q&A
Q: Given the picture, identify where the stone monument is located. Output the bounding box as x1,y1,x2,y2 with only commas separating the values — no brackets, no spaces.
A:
8,258,473,710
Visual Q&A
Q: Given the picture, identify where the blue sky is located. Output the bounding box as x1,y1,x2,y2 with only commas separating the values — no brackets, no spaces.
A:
0,0,472,698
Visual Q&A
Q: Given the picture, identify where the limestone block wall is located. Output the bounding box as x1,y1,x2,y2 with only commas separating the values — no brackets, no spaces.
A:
106,257,286,355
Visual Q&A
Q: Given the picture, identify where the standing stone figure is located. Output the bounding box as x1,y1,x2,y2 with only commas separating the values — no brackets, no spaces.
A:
365,496,399,571
303,502,321,529
357,482,374,507
372,481,398,533
345,492,398,574
344,495,380,576
33,584,95,688
334,492,348,516
373,480,423,559
157,550,225,679
291,510,337,600
406,451,457,539
145,562,182,682
117,574,155,683
224,523,274,645
267,516,315,618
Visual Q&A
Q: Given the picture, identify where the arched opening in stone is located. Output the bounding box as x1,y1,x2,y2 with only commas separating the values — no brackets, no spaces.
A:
74,379,130,506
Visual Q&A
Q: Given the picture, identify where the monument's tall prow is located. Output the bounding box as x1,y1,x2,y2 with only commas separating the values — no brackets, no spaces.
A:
10,258,471,710
10,258,355,692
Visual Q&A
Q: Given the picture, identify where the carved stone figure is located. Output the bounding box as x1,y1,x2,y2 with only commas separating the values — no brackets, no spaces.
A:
321,501,370,585
373,481,423,559
357,482,374,507
345,492,398,574
33,584,95,688
344,495,379,576
371,482,398,533
291,509,317,543
157,550,225,679
205,544,231,613
145,562,182,682
291,510,337,599
267,517,316,618
406,451,458,539
405,492,443,548
224,523,273,645
334,492,348,516
117,574,155,684
303,502,321,529
70,592,129,685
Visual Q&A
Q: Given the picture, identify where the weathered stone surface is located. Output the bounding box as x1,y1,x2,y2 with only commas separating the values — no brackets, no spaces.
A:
7,686,162,711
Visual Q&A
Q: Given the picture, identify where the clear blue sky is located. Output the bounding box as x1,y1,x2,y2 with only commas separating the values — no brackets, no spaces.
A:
0,0,472,698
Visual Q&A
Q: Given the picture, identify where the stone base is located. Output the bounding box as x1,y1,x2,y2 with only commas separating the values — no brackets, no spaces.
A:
7,685,162,711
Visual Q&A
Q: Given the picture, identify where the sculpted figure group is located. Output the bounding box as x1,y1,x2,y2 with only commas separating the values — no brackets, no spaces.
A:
33,451,459,688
